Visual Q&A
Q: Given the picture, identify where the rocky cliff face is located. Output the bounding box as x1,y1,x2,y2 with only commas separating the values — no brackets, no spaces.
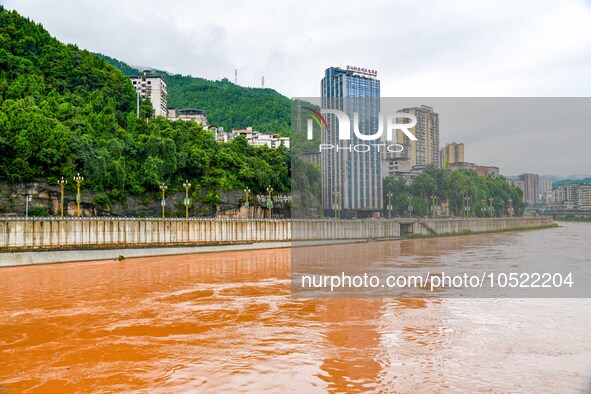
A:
0,181,290,219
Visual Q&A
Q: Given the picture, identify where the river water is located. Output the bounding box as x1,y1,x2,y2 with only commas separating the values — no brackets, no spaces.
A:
1,222,590,393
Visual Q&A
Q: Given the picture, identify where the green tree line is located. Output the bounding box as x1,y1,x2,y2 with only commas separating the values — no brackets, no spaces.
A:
383,165,525,217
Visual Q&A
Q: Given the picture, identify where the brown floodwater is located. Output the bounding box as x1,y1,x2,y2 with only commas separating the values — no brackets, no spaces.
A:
1,223,591,393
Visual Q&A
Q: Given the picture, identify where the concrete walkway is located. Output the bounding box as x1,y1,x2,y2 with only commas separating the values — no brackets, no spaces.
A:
0,242,292,267
0,238,385,267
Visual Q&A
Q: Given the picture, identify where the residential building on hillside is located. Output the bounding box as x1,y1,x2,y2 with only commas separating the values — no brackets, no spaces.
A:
168,108,208,126
130,73,168,117
231,126,289,149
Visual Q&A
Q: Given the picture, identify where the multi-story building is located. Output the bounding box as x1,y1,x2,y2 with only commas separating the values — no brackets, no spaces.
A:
507,178,526,198
440,142,464,167
539,179,553,195
381,151,412,179
518,173,540,205
397,105,440,168
130,73,168,117
553,183,591,209
321,66,381,216
448,162,499,178
578,185,591,210
475,165,500,178
168,108,208,126
231,127,289,149
539,179,553,204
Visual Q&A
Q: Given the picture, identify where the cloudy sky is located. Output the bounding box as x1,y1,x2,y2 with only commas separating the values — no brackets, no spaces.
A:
4,0,591,176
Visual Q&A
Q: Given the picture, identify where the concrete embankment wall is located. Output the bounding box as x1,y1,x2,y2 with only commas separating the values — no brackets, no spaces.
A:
0,219,292,250
0,218,402,251
0,217,552,252
415,217,553,235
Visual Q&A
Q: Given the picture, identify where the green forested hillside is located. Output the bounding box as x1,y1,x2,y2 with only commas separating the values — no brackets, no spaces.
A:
94,53,292,135
0,7,289,209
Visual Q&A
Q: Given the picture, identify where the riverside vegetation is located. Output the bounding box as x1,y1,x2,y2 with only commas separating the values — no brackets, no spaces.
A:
0,7,289,215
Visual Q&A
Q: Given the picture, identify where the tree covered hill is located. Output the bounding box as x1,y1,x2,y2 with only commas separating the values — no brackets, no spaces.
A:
0,6,290,213
94,53,292,135
553,177,591,188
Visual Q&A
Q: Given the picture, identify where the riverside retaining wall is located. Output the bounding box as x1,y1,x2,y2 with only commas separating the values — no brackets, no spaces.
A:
0,217,552,251
415,217,553,235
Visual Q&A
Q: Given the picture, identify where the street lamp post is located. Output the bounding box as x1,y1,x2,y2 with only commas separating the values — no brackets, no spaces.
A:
183,180,191,221
266,186,273,219
159,183,168,220
58,177,67,218
431,194,437,219
508,197,514,217
481,200,486,217
333,190,341,219
25,195,32,218
436,196,441,218
463,195,471,218
74,173,84,218
489,197,494,218
244,188,251,219
387,192,393,219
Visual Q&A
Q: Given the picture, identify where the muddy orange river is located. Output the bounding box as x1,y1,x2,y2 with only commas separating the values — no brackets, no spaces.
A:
1,224,591,392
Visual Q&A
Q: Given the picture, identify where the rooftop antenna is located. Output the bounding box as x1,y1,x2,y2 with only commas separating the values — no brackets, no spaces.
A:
234,69,238,85
262,76,265,88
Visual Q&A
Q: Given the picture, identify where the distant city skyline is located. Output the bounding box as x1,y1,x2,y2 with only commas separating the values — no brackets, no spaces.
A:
4,0,591,176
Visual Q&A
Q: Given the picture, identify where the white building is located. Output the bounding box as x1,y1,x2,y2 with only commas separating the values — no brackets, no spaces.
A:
231,127,289,149
130,73,168,118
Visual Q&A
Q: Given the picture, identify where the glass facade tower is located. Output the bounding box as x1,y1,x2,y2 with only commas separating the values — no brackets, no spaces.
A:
321,67,381,217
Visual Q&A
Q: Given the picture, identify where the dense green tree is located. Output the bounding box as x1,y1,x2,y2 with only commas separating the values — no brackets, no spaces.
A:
383,164,525,217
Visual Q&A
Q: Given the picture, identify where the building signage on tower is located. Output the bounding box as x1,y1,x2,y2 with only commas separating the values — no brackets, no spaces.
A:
346,65,378,77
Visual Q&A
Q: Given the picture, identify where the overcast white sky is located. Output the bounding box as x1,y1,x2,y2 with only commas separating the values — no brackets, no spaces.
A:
3,0,591,176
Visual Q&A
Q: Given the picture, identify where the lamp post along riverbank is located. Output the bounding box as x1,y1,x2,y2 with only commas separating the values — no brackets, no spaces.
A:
267,186,273,219
387,192,393,219
58,177,67,218
74,173,84,218
183,180,191,221
244,188,251,219
160,183,168,220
